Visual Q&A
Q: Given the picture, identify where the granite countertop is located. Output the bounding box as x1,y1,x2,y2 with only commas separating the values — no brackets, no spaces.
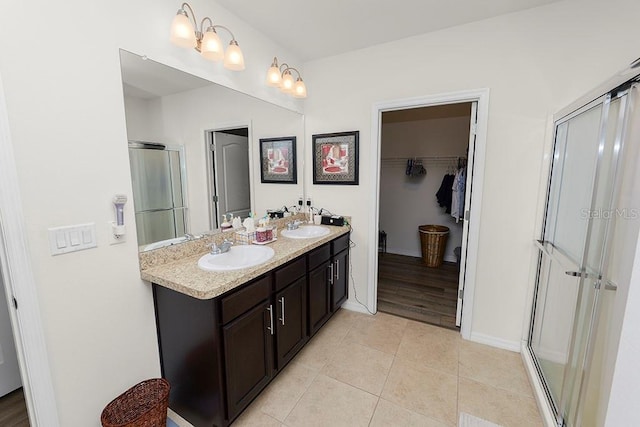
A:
140,223,350,300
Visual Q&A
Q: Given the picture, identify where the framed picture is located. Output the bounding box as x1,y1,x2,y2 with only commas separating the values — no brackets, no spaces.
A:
259,136,297,184
312,131,359,185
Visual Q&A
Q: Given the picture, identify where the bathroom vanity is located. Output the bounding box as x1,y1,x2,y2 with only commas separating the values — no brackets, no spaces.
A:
141,223,350,426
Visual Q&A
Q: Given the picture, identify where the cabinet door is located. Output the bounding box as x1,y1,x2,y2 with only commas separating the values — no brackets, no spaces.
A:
332,249,349,311
308,261,331,336
275,277,307,369
223,301,274,421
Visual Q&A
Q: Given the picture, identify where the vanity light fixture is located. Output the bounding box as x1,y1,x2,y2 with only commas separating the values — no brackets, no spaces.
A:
170,2,245,71
266,57,307,99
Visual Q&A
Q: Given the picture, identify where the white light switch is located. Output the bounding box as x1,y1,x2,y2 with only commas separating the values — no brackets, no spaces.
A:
55,232,67,249
69,231,81,246
48,223,97,255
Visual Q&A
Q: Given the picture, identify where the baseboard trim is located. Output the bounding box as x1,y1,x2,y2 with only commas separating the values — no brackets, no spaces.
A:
468,332,521,352
340,300,373,315
385,247,421,258
521,343,557,427
384,248,458,263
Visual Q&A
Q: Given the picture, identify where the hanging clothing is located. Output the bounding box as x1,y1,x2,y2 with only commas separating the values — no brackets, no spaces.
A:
451,167,466,221
436,174,455,214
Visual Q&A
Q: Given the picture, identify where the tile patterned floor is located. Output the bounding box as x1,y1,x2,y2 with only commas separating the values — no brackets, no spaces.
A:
174,310,544,427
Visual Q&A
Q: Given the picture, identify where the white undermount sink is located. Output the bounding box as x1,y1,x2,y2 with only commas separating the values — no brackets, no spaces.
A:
281,225,330,239
197,245,275,272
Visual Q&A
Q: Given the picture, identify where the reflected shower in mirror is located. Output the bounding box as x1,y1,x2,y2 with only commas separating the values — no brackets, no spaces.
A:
119,50,305,252
128,141,188,247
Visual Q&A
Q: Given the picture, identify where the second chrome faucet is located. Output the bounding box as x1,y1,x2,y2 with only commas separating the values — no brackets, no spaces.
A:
209,239,233,255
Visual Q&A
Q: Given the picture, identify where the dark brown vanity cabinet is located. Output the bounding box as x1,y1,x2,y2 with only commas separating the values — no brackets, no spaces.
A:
220,276,274,421
152,232,348,427
307,244,332,336
273,256,308,369
275,277,307,368
331,233,350,311
307,233,351,336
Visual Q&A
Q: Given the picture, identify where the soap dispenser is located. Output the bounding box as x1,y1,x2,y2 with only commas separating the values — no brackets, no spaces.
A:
220,214,232,231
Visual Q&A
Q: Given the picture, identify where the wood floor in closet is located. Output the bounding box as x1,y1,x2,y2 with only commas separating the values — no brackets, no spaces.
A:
0,388,29,427
377,253,459,330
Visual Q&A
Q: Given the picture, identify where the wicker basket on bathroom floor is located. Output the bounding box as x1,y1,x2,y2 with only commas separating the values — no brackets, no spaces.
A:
100,378,170,427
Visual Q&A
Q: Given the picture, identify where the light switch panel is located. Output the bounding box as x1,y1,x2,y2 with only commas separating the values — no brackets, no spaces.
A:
48,223,97,255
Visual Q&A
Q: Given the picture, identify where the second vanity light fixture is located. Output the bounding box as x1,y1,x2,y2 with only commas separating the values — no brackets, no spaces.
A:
266,57,307,98
170,2,245,71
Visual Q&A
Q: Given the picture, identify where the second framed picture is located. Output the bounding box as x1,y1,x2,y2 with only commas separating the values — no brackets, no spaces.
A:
312,131,359,185
259,136,297,184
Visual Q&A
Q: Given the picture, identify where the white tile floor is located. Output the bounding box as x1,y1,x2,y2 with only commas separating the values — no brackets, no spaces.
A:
235,310,543,426
172,310,544,427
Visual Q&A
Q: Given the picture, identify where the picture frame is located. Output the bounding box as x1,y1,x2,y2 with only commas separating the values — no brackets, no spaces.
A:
312,131,359,185
259,136,297,184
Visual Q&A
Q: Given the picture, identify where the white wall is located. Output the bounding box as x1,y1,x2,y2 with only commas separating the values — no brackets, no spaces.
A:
302,0,640,346
0,0,302,425
123,96,164,142
380,116,469,261
124,84,304,234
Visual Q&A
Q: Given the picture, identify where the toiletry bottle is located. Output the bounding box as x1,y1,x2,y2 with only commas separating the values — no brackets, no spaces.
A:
220,214,232,231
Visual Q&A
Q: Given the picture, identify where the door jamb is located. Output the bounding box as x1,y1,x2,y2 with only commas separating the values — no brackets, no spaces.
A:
369,88,490,340
0,73,59,424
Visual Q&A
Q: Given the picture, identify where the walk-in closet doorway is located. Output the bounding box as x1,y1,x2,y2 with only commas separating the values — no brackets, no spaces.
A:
377,103,472,329
369,89,490,339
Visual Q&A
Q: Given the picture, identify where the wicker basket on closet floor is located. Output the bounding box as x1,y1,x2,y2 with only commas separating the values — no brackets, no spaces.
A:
419,225,449,268
100,378,170,427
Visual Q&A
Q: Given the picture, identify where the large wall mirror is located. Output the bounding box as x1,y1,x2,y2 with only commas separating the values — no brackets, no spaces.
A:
119,50,305,251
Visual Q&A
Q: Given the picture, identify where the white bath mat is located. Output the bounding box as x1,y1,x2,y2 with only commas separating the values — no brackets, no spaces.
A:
459,412,503,427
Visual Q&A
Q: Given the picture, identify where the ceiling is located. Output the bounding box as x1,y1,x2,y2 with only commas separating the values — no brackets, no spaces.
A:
119,51,213,99
216,0,562,62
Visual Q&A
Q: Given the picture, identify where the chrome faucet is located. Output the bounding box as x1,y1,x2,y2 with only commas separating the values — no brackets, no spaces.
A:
286,220,303,230
209,239,233,255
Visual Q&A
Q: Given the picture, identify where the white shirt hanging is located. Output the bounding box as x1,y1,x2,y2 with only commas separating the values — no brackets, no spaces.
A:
451,167,466,222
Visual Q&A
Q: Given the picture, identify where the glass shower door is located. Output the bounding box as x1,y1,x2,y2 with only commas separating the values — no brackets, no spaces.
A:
129,145,187,246
530,85,632,426
530,99,604,417
529,95,615,426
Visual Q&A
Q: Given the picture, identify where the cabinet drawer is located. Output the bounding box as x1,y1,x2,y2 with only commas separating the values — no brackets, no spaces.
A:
275,256,306,292
308,244,331,271
332,233,350,255
221,275,271,325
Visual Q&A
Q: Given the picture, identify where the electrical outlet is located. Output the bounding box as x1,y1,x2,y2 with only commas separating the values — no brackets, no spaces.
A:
306,197,312,207
298,197,303,207
108,221,127,245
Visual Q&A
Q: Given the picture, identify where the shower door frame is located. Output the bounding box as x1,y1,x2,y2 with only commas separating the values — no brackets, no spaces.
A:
525,76,639,427
528,95,610,426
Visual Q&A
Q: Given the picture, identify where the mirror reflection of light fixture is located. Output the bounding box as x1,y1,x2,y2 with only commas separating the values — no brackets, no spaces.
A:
266,57,307,98
170,2,245,71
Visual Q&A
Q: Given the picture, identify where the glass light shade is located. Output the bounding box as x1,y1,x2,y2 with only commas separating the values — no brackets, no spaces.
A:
266,65,282,87
280,71,295,93
170,12,197,48
200,29,223,61
223,41,245,71
293,78,307,98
